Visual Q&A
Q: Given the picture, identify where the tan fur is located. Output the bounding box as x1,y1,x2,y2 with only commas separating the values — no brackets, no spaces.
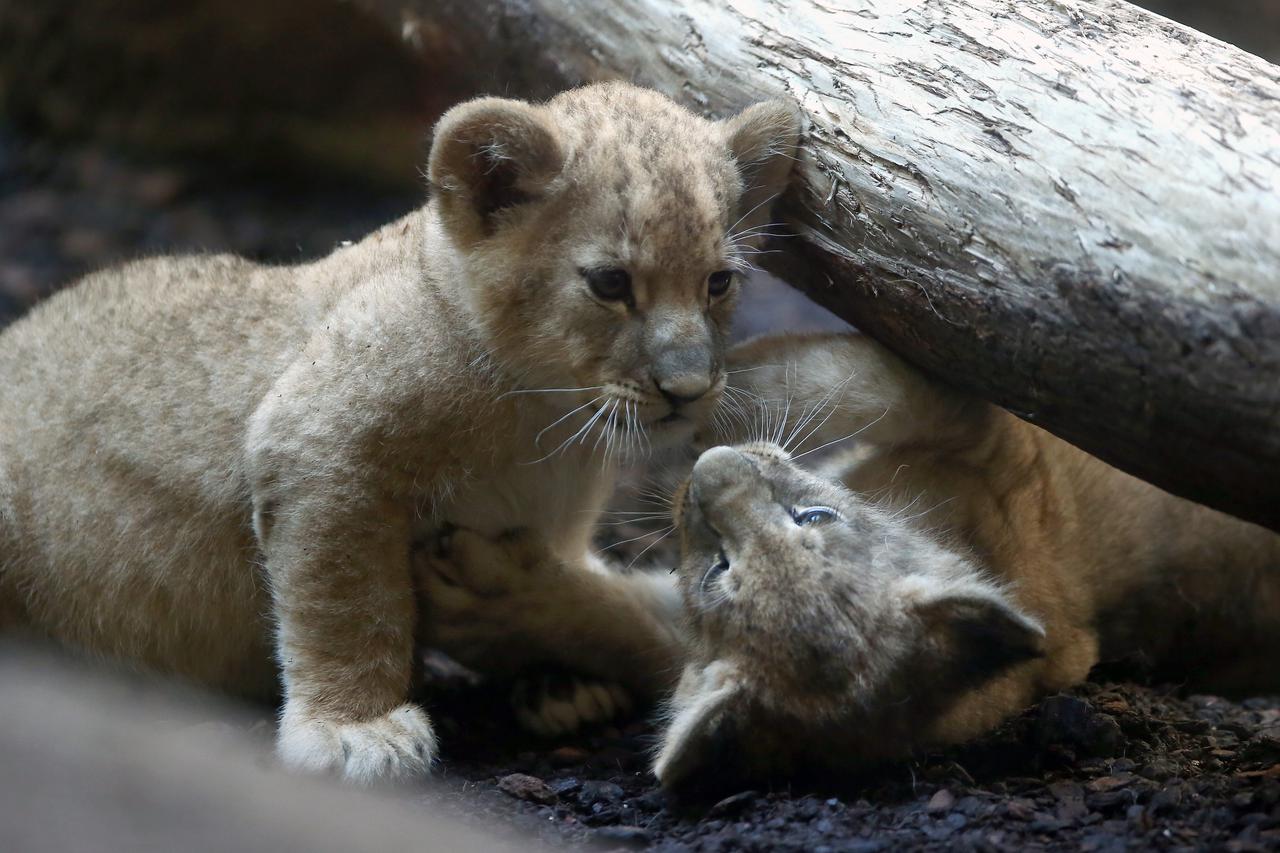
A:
0,83,800,783
424,332,1280,786
655,332,1280,785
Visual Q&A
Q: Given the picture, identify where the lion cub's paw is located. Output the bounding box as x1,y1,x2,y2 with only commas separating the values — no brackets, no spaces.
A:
416,527,558,655
278,702,438,785
420,526,551,598
512,671,634,737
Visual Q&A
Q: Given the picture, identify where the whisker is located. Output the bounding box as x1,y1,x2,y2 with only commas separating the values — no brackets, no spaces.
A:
521,399,608,465
782,401,819,450
791,407,890,460
725,192,781,237
595,515,672,527
787,370,860,453
624,525,677,571
498,384,604,399
601,524,675,553
534,396,604,448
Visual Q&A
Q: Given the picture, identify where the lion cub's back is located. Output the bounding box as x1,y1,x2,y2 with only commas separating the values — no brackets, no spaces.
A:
0,253,309,687
0,253,312,494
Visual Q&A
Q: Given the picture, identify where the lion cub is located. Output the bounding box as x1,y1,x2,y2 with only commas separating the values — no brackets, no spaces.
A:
661,333,1280,784
421,333,1280,786
0,83,799,783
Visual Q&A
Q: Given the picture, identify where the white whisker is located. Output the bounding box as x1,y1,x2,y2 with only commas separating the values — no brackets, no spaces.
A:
498,384,604,399
601,524,674,553
791,407,890,460
534,396,604,448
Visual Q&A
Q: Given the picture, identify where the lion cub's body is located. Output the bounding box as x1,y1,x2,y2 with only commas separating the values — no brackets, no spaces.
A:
1,218,400,693
653,333,1280,782
0,83,801,782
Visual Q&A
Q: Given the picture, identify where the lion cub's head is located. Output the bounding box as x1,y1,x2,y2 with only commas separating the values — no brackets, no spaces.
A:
427,83,799,450
654,443,1045,789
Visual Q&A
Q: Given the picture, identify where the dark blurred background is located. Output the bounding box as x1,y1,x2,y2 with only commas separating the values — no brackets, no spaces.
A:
0,0,1275,329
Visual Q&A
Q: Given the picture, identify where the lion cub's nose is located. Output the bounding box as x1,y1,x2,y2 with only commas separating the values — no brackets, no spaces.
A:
656,373,713,407
691,446,756,511
651,344,714,406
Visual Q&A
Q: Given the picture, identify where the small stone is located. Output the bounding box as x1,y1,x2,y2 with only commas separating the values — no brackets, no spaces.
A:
1148,784,1184,814
549,746,591,766
497,772,557,805
926,789,956,813
578,780,625,807
1139,759,1177,781
1087,791,1134,811
1004,800,1035,821
843,842,887,853
1087,774,1135,793
551,776,582,796
1050,781,1088,821
708,790,759,818
593,825,651,846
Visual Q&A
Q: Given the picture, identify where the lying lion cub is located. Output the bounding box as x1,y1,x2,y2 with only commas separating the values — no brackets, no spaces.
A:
420,332,1280,786
0,83,799,783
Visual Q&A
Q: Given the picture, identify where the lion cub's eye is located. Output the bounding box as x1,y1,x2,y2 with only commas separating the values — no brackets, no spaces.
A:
707,270,735,298
582,268,633,305
792,506,838,526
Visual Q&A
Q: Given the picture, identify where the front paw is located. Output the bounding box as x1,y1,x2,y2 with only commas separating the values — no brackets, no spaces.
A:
414,527,556,658
420,526,551,598
277,702,437,785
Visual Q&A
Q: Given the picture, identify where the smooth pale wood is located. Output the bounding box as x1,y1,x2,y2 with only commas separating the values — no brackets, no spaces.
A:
365,0,1280,531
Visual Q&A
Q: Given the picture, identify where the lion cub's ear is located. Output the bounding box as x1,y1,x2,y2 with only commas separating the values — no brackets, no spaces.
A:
652,661,745,790
909,579,1047,686
428,97,566,244
719,100,802,241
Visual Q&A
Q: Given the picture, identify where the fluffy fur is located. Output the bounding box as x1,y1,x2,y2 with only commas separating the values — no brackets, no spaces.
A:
0,83,800,783
423,332,1280,788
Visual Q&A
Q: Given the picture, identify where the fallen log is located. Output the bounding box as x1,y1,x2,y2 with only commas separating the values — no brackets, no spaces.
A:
366,0,1280,531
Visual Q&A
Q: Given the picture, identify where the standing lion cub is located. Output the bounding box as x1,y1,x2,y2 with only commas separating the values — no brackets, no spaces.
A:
0,83,799,783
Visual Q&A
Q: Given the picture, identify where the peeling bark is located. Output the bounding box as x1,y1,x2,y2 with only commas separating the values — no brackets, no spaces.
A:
364,0,1280,531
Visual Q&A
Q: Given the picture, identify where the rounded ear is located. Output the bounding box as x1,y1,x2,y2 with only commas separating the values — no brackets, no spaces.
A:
719,99,803,242
914,586,1046,686
428,97,565,245
652,662,744,789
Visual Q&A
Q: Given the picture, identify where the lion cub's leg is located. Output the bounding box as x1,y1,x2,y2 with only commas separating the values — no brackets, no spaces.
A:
415,528,685,729
255,492,436,784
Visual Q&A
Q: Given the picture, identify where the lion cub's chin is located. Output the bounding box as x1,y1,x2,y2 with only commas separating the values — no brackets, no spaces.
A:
647,413,700,450
653,443,1044,790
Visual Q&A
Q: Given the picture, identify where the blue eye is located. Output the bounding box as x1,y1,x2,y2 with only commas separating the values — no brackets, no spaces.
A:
793,506,838,526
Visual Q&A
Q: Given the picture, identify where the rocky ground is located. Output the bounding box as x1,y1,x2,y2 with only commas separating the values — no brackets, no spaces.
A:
4,131,1279,851
423,675,1280,852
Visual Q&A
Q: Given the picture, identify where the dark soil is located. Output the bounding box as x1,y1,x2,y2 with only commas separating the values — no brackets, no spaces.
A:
5,130,1278,852
422,674,1280,852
